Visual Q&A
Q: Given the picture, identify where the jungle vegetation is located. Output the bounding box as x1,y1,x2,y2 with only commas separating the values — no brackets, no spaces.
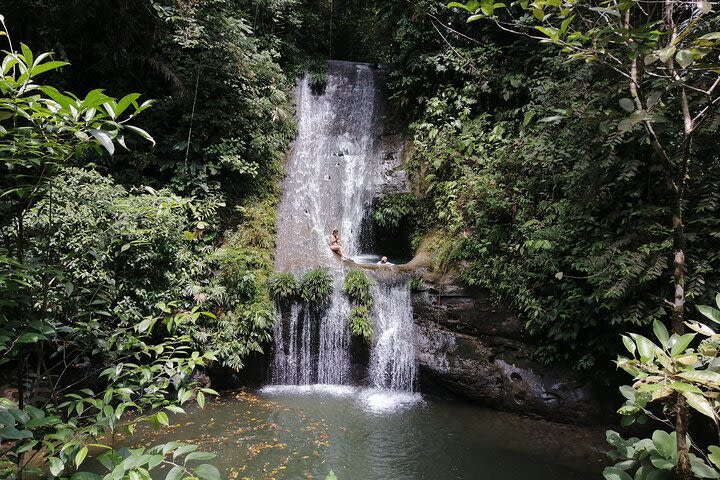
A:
1,0,720,479
0,1,333,477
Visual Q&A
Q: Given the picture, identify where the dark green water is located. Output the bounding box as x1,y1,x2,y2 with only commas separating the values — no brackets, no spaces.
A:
118,386,607,480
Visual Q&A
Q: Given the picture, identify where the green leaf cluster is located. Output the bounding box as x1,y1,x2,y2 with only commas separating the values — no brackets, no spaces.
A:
300,268,333,306
343,270,374,307
604,295,720,479
268,272,301,301
343,270,374,342
372,193,418,231
348,306,373,342
604,430,719,480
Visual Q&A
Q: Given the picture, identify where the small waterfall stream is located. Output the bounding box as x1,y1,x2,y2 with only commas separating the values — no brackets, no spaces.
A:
370,280,417,391
270,61,417,400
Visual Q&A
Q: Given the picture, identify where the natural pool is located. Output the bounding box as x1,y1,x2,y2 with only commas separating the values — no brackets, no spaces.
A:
115,386,607,480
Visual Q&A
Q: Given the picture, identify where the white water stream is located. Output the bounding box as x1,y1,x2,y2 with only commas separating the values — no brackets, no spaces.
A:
270,61,417,401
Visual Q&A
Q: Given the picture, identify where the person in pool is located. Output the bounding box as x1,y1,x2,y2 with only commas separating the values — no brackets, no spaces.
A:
377,256,393,266
329,229,347,259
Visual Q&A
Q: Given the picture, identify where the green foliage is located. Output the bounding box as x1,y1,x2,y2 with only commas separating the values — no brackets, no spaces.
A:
342,270,374,341
0,37,220,478
269,272,301,301
300,268,333,306
408,277,423,292
349,306,373,342
385,20,720,369
0,302,219,479
602,295,720,480
184,198,280,370
372,192,417,231
308,60,329,94
604,430,719,480
343,270,374,306
614,317,720,425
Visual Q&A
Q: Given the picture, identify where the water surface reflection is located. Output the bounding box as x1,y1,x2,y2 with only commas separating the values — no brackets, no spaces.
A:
120,388,606,480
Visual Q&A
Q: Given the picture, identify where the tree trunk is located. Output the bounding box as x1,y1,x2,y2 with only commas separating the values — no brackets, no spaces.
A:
671,192,686,336
675,394,692,480
671,185,692,480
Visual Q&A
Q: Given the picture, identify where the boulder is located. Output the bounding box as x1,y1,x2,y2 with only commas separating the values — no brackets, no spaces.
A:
412,278,612,425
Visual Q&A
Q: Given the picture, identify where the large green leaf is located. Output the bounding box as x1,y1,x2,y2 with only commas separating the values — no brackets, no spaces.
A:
652,430,676,461
603,466,633,480
195,464,220,480
670,333,696,357
88,128,115,155
690,454,720,479
184,452,216,463
698,305,720,324
652,321,670,349
677,370,720,386
165,466,184,480
675,50,695,68
49,457,64,476
125,125,156,147
708,446,720,469
621,335,636,356
683,392,718,421
631,334,657,362
30,60,68,77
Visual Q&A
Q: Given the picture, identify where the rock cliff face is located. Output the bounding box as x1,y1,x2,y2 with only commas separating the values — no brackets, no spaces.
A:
412,276,612,424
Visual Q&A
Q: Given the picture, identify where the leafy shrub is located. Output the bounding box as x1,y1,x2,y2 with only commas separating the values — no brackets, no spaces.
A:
389,34,720,369
309,70,328,94
343,270,374,306
300,268,333,305
349,306,372,342
372,193,417,231
408,277,423,292
343,270,374,340
23,168,202,323
269,272,300,300
307,59,329,94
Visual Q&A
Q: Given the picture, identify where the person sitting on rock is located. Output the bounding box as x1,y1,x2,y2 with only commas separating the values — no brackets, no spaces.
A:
329,229,347,259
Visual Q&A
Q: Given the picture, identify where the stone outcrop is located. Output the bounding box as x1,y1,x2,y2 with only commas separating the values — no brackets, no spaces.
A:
412,274,612,424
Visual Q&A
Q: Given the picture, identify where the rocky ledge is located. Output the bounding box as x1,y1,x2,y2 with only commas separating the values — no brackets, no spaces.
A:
412,275,612,425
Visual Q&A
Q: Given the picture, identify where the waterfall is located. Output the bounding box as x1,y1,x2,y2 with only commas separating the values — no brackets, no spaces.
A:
369,280,417,391
270,61,416,395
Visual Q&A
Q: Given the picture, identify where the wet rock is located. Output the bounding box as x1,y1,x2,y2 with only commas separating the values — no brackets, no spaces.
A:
413,285,612,425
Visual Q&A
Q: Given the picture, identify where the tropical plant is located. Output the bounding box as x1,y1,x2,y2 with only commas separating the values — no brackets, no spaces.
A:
604,430,719,480
0,304,219,479
0,33,220,478
349,306,373,342
343,270,374,341
602,294,720,479
343,270,374,306
269,272,301,301
372,192,418,231
300,268,333,306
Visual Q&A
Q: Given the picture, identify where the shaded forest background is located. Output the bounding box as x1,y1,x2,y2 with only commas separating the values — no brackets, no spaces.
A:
4,0,720,374
2,0,720,478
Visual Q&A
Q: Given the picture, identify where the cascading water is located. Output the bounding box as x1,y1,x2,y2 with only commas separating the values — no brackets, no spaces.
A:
370,279,417,391
270,61,418,404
